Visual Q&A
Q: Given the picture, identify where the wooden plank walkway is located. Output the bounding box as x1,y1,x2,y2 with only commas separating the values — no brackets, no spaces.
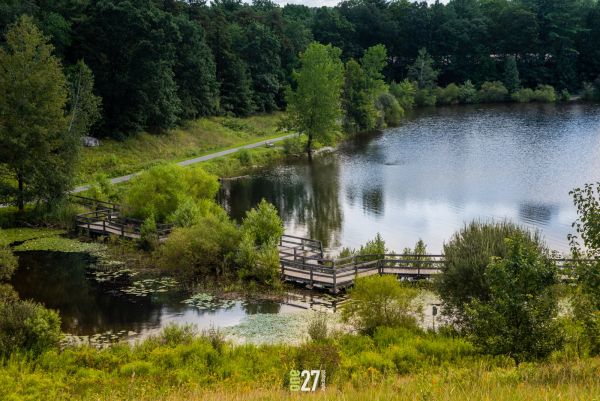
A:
72,195,172,241
278,234,582,293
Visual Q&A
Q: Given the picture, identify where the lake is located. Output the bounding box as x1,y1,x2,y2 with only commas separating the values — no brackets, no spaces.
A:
222,103,600,254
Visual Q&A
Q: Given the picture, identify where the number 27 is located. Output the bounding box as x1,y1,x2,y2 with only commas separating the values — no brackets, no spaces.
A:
300,370,321,392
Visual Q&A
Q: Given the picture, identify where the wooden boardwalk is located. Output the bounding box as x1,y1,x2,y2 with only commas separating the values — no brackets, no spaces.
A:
279,234,581,293
72,195,172,241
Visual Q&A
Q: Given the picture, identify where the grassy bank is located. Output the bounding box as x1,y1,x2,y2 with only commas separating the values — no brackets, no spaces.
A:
1,325,598,401
78,113,285,183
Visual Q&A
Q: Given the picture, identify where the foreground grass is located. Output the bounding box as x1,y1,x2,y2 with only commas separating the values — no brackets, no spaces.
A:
78,113,285,183
2,326,600,401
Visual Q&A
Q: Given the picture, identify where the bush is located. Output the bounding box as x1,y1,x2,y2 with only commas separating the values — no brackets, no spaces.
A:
582,82,595,101
342,275,421,335
160,214,240,278
458,81,478,104
307,312,329,342
236,233,280,286
414,88,437,106
123,164,219,223
236,148,253,166
86,173,117,203
375,92,404,127
559,89,571,102
389,79,416,110
240,199,283,247
0,300,61,357
436,221,546,322
511,88,535,103
357,233,387,261
532,85,557,102
465,234,563,364
0,232,17,281
139,213,158,251
478,81,508,103
436,83,461,105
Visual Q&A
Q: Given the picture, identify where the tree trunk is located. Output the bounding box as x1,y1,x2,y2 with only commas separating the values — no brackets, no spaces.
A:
306,133,313,161
17,175,24,212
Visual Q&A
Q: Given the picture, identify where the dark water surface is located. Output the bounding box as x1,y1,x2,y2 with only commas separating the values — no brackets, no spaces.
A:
222,103,600,254
11,251,301,336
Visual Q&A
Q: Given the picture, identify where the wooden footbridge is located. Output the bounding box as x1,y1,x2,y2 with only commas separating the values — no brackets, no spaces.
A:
278,234,446,293
72,195,172,241
278,234,581,293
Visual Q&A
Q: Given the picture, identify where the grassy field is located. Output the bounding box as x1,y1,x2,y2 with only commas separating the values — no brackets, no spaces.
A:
77,113,285,183
2,325,600,401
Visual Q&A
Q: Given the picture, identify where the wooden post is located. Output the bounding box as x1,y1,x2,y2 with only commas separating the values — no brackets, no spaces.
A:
102,220,105,233
310,263,314,287
121,224,124,238
294,247,297,262
332,260,337,293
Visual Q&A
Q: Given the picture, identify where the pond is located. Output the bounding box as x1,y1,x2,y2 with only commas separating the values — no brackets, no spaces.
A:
221,103,600,254
11,251,323,340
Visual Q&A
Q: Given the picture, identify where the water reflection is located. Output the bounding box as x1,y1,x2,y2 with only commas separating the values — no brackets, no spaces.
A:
223,103,600,253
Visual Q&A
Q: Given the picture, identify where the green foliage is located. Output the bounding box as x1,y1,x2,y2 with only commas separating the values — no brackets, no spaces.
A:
389,79,416,110
286,42,344,155
582,82,596,101
342,59,378,133
86,174,117,203
503,55,520,93
0,300,61,357
236,148,253,166
478,81,509,103
240,199,284,247
559,89,571,102
436,83,461,105
123,164,219,223
0,229,17,281
532,85,557,102
407,48,438,89
458,81,479,104
160,214,240,278
375,92,404,127
282,135,306,156
465,234,563,364
307,312,329,342
0,16,69,210
139,214,158,251
511,88,536,103
414,88,437,107
342,275,421,335
437,221,546,323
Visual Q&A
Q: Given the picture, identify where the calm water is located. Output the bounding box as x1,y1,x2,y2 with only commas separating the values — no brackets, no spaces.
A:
11,251,304,336
222,103,600,254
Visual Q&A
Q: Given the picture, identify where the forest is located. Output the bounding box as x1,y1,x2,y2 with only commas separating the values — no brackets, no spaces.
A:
1,0,599,139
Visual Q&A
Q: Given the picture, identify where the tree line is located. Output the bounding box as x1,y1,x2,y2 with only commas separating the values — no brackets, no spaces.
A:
1,0,599,139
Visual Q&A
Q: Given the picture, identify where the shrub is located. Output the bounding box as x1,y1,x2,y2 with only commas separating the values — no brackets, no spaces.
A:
0,232,17,281
532,85,557,102
582,82,595,101
375,92,404,127
559,89,571,102
87,173,117,203
342,275,421,335
511,88,535,103
283,135,305,156
389,79,416,110
167,197,221,228
414,88,437,106
307,312,329,342
436,221,546,323
123,164,219,223
236,148,253,166
160,214,240,278
465,234,563,364
139,213,158,251
436,83,461,105
0,300,61,357
357,233,387,261
236,233,280,285
478,81,508,103
458,81,478,104
240,199,283,247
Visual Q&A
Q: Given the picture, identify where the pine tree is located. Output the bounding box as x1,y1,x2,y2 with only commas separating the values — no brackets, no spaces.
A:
503,55,520,93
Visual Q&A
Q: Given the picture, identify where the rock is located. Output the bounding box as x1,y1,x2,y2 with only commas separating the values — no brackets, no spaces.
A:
82,136,101,147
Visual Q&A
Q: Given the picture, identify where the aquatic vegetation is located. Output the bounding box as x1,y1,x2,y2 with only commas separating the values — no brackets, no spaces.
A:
122,277,178,297
182,292,236,310
12,236,106,253
61,330,137,349
0,228,66,246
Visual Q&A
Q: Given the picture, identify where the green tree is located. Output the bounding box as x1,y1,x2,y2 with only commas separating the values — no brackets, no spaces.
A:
0,229,17,281
503,55,520,93
437,221,546,323
285,42,344,156
407,48,438,89
465,234,563,364
342,59,377,133
0,17,69,211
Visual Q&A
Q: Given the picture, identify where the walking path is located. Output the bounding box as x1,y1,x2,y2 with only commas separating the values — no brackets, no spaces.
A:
71,133,295,193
